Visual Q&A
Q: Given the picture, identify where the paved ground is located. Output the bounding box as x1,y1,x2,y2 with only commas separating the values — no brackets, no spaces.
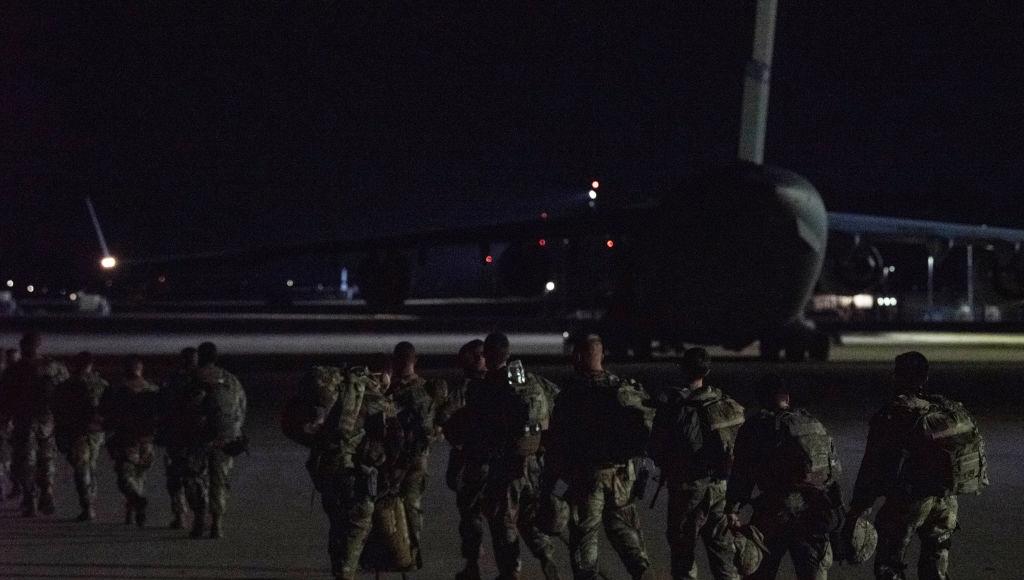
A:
1,356,1022,579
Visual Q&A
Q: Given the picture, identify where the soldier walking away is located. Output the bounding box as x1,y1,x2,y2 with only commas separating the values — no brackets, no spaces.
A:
0,347,18,502
439,339,489,576
649,347,743,580
299,361,396,580
159,346,198,529
52,352,109,522
544,334,655,580
0,332,69,517
725,374,845,579
845,352,988,580
179,342,248,539
445,332,561,580
386,341,443,571
101,355,161,526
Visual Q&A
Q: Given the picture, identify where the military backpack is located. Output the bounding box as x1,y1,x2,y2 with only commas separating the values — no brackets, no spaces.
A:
281,365,346,447
506,360,554,457
904,394,989,496
692,394,745,475
770,409,835,489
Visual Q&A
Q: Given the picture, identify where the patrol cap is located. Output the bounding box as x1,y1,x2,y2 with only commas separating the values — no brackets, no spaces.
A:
571,333,603,352
680,347,711,378
733,524,768,575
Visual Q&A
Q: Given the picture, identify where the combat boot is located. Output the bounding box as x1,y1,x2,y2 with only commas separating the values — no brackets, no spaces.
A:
455,560,481,580
209,514,223,539
38,490,55,515
135,497,147,527
190,510,206,539
75,506,96,522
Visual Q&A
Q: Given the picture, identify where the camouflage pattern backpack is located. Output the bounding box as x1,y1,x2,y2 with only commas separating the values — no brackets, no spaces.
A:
281,365,345,447
906,394,989,496
770,409,836,489
693,391,745,475
506,360,556,457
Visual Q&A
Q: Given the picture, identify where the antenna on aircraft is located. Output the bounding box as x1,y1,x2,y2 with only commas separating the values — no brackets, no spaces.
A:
738,0,778,165
85,197,117,269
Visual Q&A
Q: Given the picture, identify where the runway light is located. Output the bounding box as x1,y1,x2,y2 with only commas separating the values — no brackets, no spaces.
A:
545,281,556,292
100,256,117,269
591,180,600,189
588,190,598,200
69,293,78,301
5,280,12,288
157,275,167,283
538,239,547,247
540,212,549,220
26,285,34,293
605,239,615,249
562,331,570,339
286,279,294,287
484,255,494,264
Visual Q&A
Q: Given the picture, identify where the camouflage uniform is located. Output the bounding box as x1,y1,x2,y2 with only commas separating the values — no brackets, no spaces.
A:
650,386,741,580
546,371,654,579
0,356,69,514
1,416,16,500
453,368,560,578
53,371,109,515
726,408,844,580
101,379,161,521
440,376,491,563
180,365,247,532
850,394,963,580
307,367,393,580
387,373,441,568
159,369,194,521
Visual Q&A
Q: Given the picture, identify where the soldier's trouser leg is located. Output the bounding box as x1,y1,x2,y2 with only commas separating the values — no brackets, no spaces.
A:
321,472,375,579
115,440,155,505
790,535,832,580
605,502,651,578
207,450,233,516
518,474,558,566
400,451,429,560
874,495,957,580
666,479,738,580
483,476,525,577
68,434,103,509
457,467,487,560
569,468,649,580
182,451,210,516
165,450,188,516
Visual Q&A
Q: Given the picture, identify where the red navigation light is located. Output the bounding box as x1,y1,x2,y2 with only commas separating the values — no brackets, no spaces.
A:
538,239,547,247
540,212,549,220
605,239,615,248
591,180,600,189
485,255,494,264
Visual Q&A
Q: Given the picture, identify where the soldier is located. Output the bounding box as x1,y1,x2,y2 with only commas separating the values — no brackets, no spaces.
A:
386,341,443,570
447,332,561,580
649,347,743,580
0,347,13,501
545,334,655,580
159,346,198,529
725,374,845,580
441,339,489,575
0,332,69,517
845,351,988,580
179,341,248,539
101,355,161,526
52,351,109,521
307,361,395,580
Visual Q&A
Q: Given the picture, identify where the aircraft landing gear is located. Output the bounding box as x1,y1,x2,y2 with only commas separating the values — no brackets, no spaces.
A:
759,327,830,362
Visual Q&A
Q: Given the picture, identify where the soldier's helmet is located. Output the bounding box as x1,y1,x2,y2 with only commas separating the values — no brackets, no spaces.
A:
732,524,769,575
842,517,878,564
536,494,569,537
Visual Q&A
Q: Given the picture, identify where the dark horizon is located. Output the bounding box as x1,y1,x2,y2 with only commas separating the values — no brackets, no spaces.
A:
3,2,1022,281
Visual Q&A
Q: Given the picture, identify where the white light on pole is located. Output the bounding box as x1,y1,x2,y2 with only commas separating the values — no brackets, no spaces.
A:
100,256,117,269
588,190,598,200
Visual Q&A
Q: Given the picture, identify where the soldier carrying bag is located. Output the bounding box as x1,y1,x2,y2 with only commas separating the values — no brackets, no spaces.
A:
692,394,745,478
505,360,553,457
770,409,835,489
902,394,989,496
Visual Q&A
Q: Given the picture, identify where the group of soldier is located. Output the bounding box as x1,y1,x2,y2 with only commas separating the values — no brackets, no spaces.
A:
0,328,987,580
292,332,988,580
0,333,248,539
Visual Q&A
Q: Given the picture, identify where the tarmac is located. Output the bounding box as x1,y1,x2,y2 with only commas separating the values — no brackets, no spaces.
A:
1,338,1022,579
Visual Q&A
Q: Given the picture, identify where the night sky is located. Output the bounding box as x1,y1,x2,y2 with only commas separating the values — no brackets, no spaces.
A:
2,2,1022,282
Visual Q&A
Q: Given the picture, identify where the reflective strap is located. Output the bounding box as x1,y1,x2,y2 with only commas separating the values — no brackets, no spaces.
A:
928,423,973,440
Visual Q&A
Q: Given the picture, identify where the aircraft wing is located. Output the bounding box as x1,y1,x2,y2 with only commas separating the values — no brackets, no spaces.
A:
119,206,649,267
827,212,1024,245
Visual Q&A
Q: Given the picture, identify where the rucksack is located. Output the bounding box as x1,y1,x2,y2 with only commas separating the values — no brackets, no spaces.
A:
692,394,745,475
506,360,554,457
770,409,835,489
281,365,346,447
907,395,989,496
